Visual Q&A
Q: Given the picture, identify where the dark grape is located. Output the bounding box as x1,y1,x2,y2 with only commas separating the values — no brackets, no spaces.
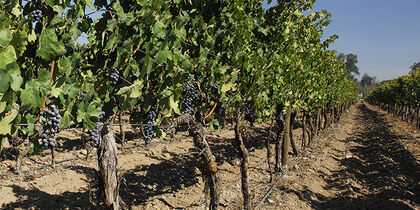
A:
39,105,61,149
244,99,255,124
143,110,156,146
31,10,42,22
215,102,226,118
181,78,202,114
109,68,119,85
88,108,106,147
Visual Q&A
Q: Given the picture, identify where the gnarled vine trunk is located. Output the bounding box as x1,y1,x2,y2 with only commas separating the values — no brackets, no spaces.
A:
234,112,251,210
188,114,219,210
97,124,121,210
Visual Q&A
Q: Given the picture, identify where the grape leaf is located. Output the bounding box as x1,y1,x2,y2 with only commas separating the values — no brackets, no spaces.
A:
36,28,66,60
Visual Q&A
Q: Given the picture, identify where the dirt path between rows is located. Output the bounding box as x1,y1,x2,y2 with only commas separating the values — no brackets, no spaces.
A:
267,102,420,209
1,102,419,209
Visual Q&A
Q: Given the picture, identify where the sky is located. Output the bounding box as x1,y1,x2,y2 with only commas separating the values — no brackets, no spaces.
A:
264,0,420,81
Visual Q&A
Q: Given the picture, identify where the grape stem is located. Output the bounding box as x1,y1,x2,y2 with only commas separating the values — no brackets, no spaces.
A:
205,102,218,119
36,60,55,122
118,75,133,85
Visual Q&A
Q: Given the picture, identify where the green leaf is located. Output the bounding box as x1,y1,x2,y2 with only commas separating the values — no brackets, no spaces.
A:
36,28,66,60
155,48,172,65
221,82,233,93
21,81,43,108
0,29,11,47
51,85,62,98
0,109,18,134
9,65,22,91
81,0,95,10
10,30,28,56
0,102,6,113
0,45,16,70
59,111,73,128
152,20,166,38
28,30,36,43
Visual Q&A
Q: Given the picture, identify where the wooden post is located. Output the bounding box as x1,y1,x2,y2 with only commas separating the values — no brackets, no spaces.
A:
97,123,121,210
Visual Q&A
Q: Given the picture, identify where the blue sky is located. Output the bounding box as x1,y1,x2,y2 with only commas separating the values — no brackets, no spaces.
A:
264,0,420,81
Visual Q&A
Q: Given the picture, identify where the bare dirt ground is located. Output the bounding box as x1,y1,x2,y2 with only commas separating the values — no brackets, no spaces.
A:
1,102,419,209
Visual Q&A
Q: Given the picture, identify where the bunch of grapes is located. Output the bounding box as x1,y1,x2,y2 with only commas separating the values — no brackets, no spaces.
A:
31,10,42,22
143,110,156,146
215,102,226,118
182,78,202,114
244,99,255,124
109,68,119,85
89,109,106,147
40,105,61,148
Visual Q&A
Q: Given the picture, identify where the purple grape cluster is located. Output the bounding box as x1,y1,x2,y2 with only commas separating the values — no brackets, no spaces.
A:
244,99,255,124
40,105,61,148
109,68,119,85
31,10,42,22
143,110,156,146
182,78,202,114
89,109,106,147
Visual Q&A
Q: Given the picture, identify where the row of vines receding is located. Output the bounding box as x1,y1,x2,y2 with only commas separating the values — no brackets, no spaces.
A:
366,69,420,129
0,0,359,209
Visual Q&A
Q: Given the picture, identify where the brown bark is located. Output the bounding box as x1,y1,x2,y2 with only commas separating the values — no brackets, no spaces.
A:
188,115,219,210
118,111,125,149
16,136,31,174
301,111,307,150
289,111,299,156
97,124,121,210
281,105,292,168
266,120,274,183
234,112,251,210
315,111,320,136
51,147,55,166
274,120,284,172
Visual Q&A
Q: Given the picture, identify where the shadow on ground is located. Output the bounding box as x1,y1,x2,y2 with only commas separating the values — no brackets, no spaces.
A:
289,103,420,209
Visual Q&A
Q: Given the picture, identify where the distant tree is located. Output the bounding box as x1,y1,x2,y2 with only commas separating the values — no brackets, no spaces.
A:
337,53,346,61
345,54,360,76
337,53,360,80
360,73,373,87
359,73,378,98
410,61,420,71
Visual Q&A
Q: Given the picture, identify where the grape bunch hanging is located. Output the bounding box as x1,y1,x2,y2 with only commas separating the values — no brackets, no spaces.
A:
40,105,61,148
143,110,156,146
244,99,255,124
182,78,202,114
215,102,226,118
109,68,119,85
31,10,42,22
89,109,106,147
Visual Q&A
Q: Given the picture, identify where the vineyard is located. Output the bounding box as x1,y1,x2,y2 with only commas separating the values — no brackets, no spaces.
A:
3,0,418,209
